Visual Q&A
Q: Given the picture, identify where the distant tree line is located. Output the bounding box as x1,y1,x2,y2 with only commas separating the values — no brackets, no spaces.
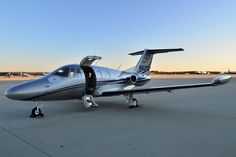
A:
0,72,49,76
150,71,222,75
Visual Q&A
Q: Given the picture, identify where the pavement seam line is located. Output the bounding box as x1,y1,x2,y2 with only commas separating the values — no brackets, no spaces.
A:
0,126,53,157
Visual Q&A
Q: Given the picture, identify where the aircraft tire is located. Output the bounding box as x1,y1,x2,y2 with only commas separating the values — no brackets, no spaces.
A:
129,98,139,108
30,107,44,118
133,98,138,107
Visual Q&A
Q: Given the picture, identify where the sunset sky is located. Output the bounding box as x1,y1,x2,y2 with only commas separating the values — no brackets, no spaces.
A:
0,0,235,72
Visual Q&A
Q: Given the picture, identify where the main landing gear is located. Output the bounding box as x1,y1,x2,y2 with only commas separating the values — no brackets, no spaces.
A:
126,93,139,109
30,101,44,118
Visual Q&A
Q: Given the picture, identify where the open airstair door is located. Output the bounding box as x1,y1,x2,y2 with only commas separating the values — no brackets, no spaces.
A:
80,56,101,95
80,56,102,66
81,66,97,95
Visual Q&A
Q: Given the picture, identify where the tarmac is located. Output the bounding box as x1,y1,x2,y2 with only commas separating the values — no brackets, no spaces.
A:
0,78,236,157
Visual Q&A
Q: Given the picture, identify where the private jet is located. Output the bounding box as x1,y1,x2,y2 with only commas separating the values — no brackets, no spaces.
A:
5,48,231,118
20,72,31,77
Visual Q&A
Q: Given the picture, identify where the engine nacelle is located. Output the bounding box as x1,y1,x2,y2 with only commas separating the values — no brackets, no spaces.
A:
129,74,138,84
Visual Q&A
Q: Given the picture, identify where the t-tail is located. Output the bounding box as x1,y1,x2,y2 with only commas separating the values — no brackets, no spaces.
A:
128,48,184,75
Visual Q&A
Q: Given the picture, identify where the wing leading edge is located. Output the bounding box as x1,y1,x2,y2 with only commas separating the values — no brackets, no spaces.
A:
101,76,231,96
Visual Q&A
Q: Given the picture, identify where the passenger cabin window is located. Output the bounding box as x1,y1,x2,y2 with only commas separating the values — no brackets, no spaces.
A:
97,71,102,78
103,71,111,78
106,71,111,78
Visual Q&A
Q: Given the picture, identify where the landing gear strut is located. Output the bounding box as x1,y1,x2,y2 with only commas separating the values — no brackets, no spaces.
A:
126,93,139,108
30,102,44,118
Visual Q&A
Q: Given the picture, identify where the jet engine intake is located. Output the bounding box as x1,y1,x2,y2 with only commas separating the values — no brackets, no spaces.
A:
129,74,138,84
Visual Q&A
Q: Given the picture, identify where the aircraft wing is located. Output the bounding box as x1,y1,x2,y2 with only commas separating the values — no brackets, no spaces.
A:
101,76,231,96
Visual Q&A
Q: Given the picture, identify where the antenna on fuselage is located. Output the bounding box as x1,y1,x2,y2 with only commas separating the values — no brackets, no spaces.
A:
117,64,122,70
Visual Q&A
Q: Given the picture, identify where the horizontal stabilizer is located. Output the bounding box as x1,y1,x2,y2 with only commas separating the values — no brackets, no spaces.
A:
129,48,184,56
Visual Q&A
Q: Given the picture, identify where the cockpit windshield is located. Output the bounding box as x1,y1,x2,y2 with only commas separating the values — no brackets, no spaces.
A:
53,67,70,77
51,65,82,77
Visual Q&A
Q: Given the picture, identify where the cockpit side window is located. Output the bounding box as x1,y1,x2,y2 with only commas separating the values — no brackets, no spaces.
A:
76,67,82,77
69,68,76,77
77,68,81,74
54,67,70,77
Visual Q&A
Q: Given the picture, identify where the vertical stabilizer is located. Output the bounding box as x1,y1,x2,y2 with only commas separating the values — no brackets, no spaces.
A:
127,48,184,75
134,49,153,75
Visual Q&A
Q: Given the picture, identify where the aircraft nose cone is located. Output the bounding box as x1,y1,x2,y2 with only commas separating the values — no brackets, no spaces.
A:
5,84,33,100
5,87,22,100
5,78,49,100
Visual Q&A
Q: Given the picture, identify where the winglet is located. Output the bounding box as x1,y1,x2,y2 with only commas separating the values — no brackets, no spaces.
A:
212,76,231,86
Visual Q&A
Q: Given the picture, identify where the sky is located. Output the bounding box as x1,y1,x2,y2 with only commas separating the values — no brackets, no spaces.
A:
0,0,236,72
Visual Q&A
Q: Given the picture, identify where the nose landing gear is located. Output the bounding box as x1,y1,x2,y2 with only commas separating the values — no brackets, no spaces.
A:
30,102,44,118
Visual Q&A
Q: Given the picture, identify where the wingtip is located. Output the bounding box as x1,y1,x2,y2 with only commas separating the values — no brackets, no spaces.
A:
212,75,231,85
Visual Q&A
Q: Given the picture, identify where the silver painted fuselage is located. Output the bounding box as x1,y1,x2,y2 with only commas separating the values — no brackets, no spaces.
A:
5,64,150,101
